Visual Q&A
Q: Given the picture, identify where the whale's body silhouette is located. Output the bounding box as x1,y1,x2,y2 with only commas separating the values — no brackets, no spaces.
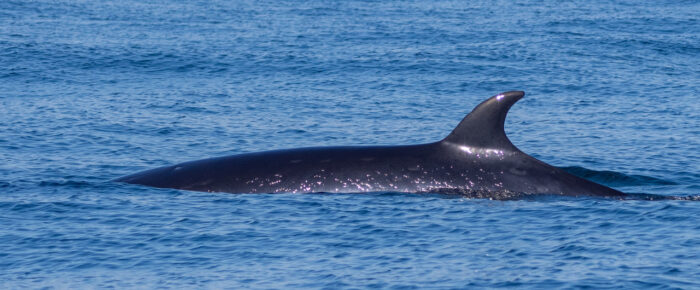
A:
115,91,625,198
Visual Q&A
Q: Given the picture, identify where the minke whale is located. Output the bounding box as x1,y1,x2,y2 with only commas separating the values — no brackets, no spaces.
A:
115,91,625,199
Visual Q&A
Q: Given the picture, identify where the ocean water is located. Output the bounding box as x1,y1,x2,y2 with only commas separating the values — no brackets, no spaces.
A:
1,0,699,288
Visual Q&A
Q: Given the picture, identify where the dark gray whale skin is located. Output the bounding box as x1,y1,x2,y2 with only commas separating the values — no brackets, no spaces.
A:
115,91,625,198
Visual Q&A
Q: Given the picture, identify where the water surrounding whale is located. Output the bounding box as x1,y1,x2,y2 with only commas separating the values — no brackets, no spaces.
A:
115,91,625,198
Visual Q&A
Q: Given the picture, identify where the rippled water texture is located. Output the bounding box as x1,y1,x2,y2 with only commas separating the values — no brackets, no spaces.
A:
1,0,699,288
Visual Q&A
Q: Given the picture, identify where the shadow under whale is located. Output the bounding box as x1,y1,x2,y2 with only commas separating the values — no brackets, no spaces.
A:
115,91,626,198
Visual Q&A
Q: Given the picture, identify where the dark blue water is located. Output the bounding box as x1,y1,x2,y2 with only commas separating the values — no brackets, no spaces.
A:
2,0,699,288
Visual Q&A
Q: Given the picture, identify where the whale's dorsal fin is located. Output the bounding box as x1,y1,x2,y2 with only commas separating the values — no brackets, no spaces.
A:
441,91,524,151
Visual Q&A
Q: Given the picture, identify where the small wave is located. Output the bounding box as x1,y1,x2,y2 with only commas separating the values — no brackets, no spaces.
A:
276,129,307,134
35,179,115,190
420,189,700,201
38,180,94,188
625,193,700,201
421,188,541,201
560,166,677,187
670,195,700,201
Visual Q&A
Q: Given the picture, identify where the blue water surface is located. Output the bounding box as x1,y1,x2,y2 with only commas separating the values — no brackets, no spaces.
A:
1,0,699,288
